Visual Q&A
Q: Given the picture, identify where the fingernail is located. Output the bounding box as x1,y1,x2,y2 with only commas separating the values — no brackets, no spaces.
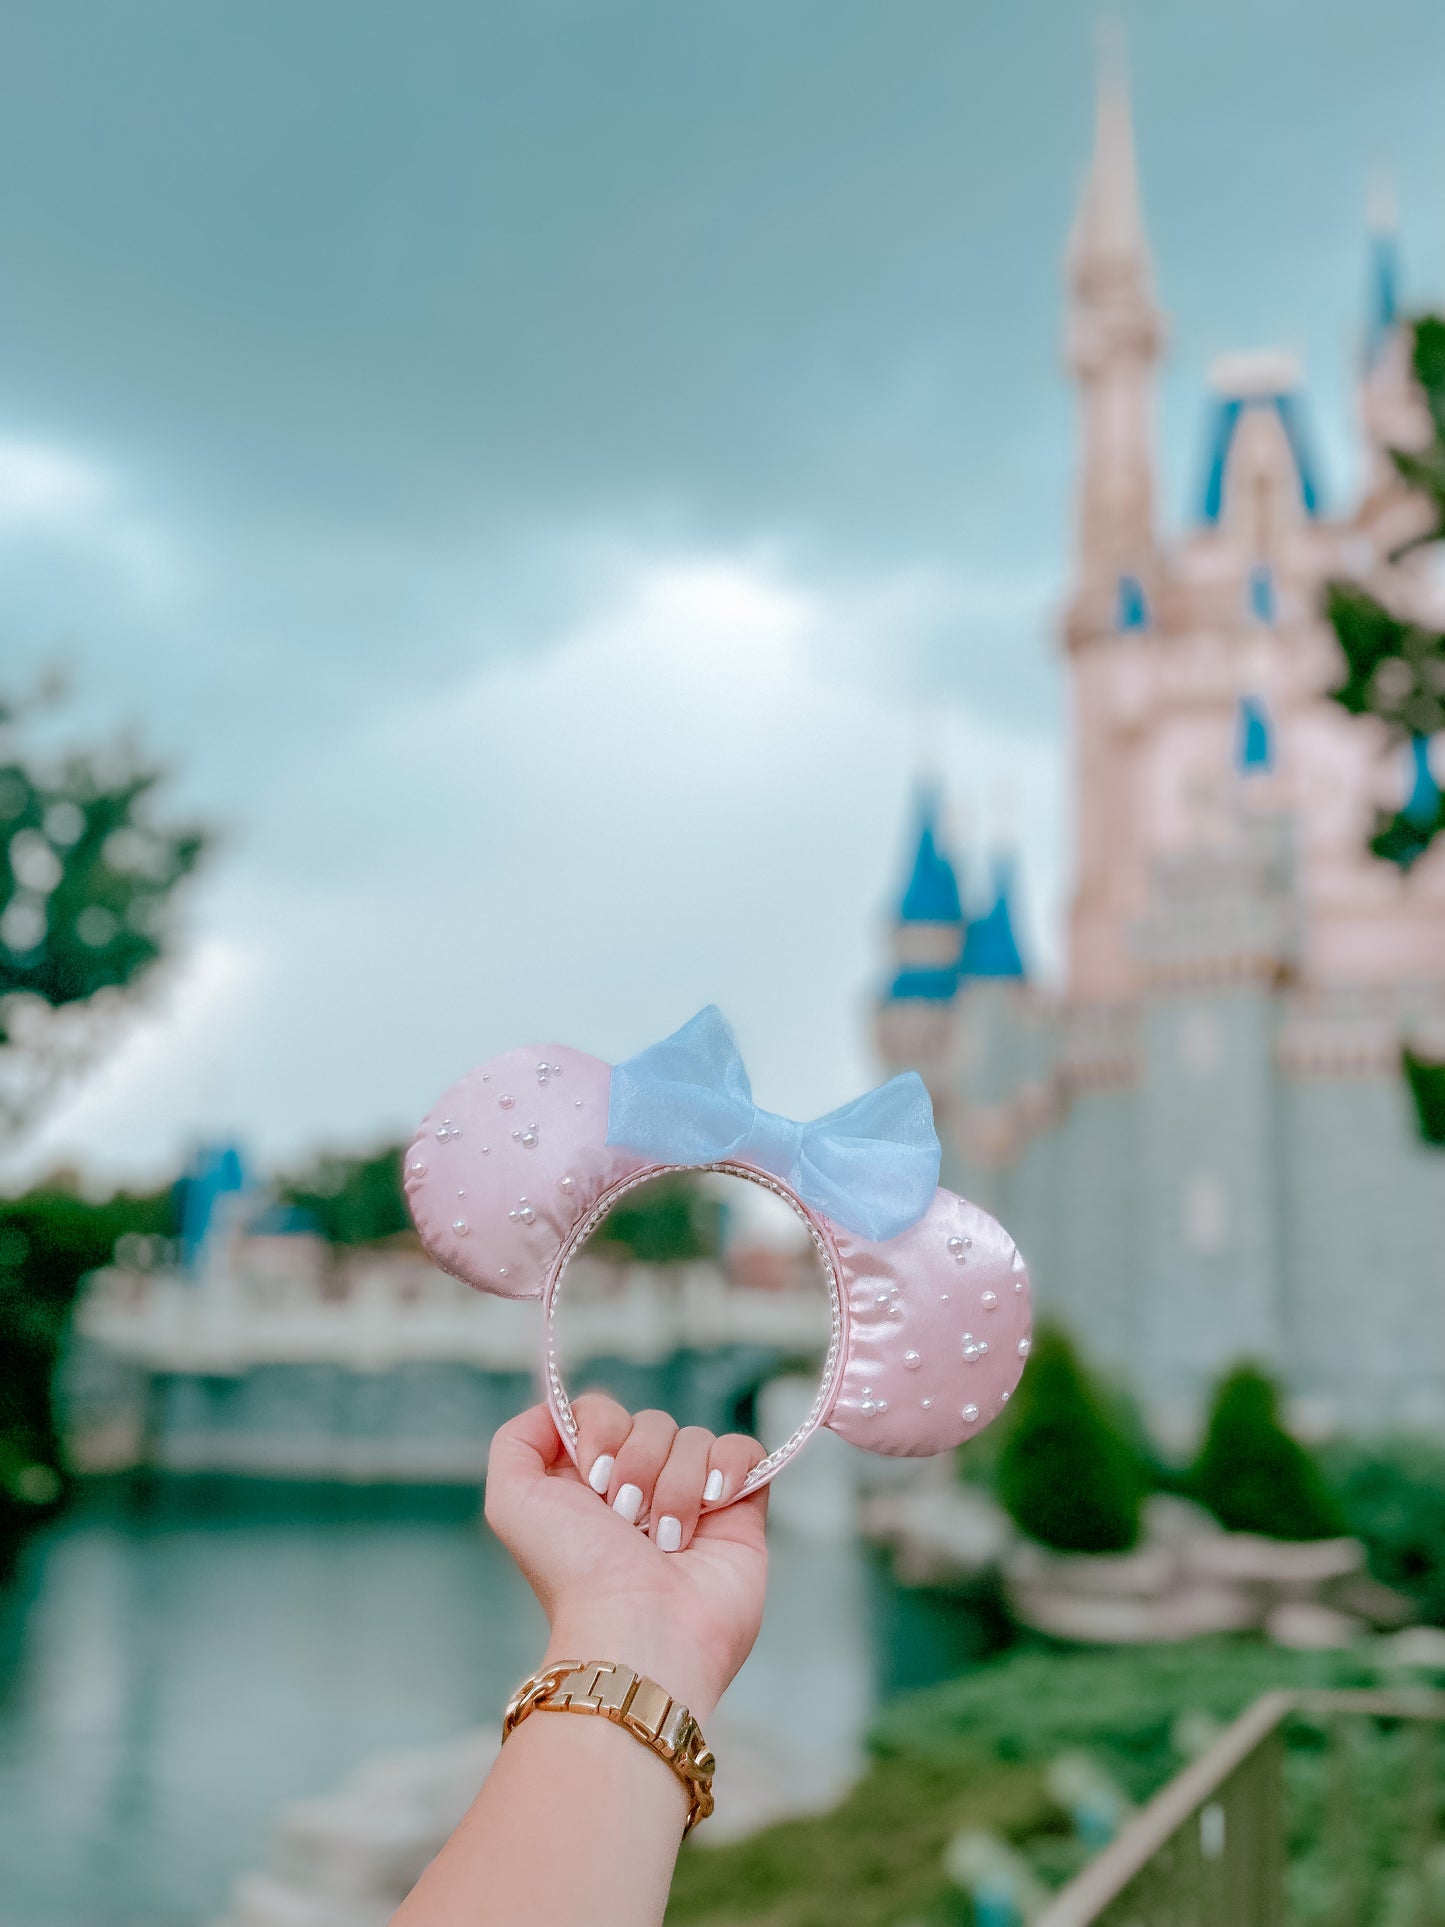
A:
656,1515,682,1553
612,1483,643,1524
588,1454,614,1495
703,1470,724,1503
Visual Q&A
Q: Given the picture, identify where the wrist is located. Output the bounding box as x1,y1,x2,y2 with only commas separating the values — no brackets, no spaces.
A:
543,1615,725,1724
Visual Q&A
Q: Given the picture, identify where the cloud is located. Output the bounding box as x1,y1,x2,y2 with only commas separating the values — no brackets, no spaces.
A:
15,544,1062,1188
0,433,184,610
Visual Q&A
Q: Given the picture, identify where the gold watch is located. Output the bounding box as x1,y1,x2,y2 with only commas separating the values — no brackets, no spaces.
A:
502,1659,717,1835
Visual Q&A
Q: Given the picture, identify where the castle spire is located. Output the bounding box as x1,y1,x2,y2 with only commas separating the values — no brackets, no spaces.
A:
1068,28,1150,288
1365,173,1401,368
1066,29,1165,625
1357,175,1429,514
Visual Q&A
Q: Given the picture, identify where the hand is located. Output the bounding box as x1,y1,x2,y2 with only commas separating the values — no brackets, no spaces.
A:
484,1397,769,1721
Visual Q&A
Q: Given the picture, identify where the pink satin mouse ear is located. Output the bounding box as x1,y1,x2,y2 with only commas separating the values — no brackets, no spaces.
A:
822,1188,1031,1455
402,1045,648,1299
402,1011,1033,1509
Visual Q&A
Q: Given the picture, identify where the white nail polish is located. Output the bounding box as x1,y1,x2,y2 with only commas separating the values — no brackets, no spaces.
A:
588,1454,614,1495
612,1483,643,1524
656,1515,682,1553
703,1469,724,1504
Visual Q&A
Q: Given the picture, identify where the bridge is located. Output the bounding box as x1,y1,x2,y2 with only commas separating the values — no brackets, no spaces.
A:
62,1237,830,1482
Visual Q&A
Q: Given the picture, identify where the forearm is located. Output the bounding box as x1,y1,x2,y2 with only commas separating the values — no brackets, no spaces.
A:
393,1709,689,1927
392,1624,713,1927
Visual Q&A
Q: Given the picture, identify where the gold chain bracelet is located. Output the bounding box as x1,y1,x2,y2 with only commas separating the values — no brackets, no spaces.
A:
502,1660,717,1835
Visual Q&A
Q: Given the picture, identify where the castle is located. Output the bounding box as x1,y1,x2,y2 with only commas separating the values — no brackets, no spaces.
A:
876,58,1445,1438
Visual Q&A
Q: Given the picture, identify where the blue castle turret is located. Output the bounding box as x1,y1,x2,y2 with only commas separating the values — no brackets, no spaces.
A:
886,790,966,1003
960,859,1027,980
176,1143,248,1272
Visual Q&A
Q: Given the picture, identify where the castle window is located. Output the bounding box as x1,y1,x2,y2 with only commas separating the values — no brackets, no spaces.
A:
1115,574,1149,632
1236,694,1275,776
1247,563,1276,624
1182,1172,1228,1254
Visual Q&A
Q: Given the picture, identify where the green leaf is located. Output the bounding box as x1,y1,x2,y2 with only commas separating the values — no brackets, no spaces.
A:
1323,584,1414,717
1412,313,1445,445
1402,1047,1445,1148
1370,796,1445,870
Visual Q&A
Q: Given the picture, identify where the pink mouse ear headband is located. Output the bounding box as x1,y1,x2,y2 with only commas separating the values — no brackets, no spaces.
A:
404,1006,1032,1507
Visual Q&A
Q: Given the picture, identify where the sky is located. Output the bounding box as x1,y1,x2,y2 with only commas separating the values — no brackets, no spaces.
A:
4,0,1445,1189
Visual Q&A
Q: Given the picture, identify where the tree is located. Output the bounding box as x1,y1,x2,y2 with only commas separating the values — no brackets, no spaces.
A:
588,1174,725,1265
280,1143,414,1248
995,1323,1146,1555
1187,1364,1345,1542
1325,315,1445,867
0,682,206,1138
0,682,205,1568
1324,316,1445,1143
0,1176,176,1574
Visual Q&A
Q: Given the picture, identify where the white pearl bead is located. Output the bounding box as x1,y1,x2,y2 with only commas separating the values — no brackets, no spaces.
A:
1018,1337,1032,1357
903,1350,921,1371
498,1094,515,1111
452,1219,469,1235
407,1161,426,1177
981,1290,998,1310
962,1403,979,1423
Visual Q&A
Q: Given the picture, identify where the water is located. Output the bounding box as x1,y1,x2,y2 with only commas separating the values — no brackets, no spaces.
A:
0,1478,977,1927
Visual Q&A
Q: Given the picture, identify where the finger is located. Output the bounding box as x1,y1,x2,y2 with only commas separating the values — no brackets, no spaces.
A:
648,1426,714,1553
483,1403,567,1533
569,1391,633,1497
695,1479,770,1558
606,1408,678,1526
701,1433,765,1511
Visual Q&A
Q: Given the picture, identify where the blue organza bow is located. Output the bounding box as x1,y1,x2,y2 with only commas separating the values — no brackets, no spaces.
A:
605,1006,940,1242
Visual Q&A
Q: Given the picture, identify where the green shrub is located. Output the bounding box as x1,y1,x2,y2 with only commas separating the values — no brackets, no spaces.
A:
1188,1365,1345,1541
994,1324,1145,1554
1320,1435,1445,1626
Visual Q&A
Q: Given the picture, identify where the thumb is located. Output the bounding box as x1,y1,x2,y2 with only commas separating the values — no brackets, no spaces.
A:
484,1402,568,1528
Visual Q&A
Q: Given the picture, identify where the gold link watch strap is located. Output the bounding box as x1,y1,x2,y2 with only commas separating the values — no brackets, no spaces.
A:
503,1660,717,1834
